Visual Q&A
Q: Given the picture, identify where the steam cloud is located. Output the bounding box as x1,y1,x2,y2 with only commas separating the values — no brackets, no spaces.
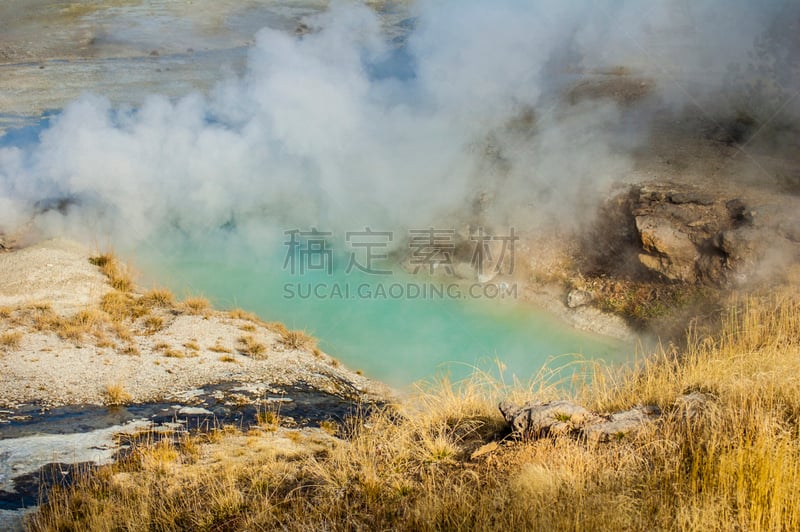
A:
0,0,797,247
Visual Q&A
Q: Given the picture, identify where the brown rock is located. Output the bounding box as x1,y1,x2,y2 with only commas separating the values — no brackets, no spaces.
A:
635,215,698,282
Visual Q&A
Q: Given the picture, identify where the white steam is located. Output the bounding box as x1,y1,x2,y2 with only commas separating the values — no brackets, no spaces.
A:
0,0,797,245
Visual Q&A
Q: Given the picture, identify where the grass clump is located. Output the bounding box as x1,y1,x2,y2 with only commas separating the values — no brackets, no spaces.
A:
237,336,267,359
120,344,140,356
142,315,164,334
227,308,264,324
182,297,211,316
265,321,289,336
279,329,317,351
100,291,148,321
209,343,232,354
90,252,133,292
162,349,184,359
0,331,23,350
27,297,800,532
104,382,131,405
139,288,175,309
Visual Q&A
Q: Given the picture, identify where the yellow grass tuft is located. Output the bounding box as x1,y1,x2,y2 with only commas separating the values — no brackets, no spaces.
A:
142,315,164,334
237,335,267,359
265,321,289,336
100,291,148,321
90,252,134,292
104,382,131,405
279,329,317,351
227,308,264,324
139,288,175,309
182,297,210,315
163,348,189,359
209,343,232,354
0,331,23,350
120,344,140,356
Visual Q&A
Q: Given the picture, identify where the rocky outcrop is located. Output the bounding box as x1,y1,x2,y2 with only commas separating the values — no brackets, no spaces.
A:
586,182,800,285
566,289,594,308
499,399,661,443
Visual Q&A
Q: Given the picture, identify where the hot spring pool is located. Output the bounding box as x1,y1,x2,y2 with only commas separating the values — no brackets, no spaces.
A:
132,230,633,388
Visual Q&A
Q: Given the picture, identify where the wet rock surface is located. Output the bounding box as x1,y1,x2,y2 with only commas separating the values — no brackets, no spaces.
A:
0,381,382,513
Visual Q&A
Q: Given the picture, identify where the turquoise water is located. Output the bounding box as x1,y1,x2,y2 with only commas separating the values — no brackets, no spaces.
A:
133,229,630,388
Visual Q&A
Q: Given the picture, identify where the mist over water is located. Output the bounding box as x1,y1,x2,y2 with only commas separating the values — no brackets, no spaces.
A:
2,0,796,239
0,0,797,382
133,229,627,386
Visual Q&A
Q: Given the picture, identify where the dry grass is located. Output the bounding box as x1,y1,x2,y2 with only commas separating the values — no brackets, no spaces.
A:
183,341,200,351
279,329,317,351
227,308,264,324
209,343,232,354
182,297,211,316
104,382,131,405
27,296,800,532
0,330,23,350
265,321,289,336
142,315,164,334
237,335,268,359
219,355,238,363
90,252,134,292
163,348,191,359
139,288,175,309
120,344,140,356
100,291,149,321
